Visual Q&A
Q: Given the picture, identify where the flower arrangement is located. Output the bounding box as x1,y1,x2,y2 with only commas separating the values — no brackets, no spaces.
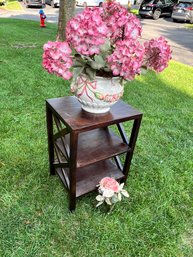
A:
42,1,172,82
96,177,129,209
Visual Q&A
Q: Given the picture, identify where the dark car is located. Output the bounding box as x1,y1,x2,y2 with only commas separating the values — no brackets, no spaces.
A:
172,0,193,23
139,0,175,20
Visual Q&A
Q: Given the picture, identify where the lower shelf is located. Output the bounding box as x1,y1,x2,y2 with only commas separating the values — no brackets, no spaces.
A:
56,159,124,198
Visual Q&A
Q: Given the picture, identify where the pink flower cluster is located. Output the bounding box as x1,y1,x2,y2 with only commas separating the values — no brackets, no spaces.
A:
102,1,142,43
143,37,172,72
99,177,119,193
43,41,73,80
66,7,108,55
42,2,172,82
124,14,142,40
107,39,145,80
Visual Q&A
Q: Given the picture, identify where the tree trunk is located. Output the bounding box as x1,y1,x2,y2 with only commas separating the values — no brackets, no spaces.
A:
57,0,76,42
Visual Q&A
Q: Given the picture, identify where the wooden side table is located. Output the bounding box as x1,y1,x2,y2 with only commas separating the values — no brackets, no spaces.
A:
46,96,143,211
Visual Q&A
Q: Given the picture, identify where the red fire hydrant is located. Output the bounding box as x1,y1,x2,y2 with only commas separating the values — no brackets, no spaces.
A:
39,9,46,28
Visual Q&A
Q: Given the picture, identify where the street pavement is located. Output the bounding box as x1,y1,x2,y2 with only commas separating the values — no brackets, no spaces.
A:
0,3,193,66
140,18,193,66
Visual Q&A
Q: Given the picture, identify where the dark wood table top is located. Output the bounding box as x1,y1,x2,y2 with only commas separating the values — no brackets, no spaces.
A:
46,96,143,132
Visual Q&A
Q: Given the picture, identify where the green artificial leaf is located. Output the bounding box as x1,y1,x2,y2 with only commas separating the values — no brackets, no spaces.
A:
105,198,112,205
89,54,106,70
73,67,85,82
94,55,106,68
85,67,96,81
96,201,104,207
72,60,84,68
111,195,119,204
103,67,111,72
90,61,99,70
119,183,125,190
118,193,122,201
84,56,93,62
74,55,87,65
100,39,111,53
120,78,127,86
96,195,104,201
121,190,129,198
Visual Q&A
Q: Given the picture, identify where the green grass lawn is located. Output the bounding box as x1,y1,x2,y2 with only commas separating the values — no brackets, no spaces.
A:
185,24,193,29
1,0,23,10
130,9,139,15
0,18,193,257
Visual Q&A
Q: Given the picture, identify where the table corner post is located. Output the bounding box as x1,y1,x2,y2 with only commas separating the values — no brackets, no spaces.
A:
46,102,55,176
69,131,78,211
122,114,143,182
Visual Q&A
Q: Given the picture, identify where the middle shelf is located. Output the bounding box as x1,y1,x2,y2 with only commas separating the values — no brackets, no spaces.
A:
55,127,130,168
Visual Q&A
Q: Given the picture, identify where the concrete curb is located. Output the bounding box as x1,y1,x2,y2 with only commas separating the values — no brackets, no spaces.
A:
0,7,8,14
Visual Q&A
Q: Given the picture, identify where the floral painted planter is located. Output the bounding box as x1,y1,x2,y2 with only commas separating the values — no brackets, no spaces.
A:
71,75,124,114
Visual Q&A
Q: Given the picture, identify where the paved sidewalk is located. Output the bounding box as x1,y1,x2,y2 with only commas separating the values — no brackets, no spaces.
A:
0,8,8,14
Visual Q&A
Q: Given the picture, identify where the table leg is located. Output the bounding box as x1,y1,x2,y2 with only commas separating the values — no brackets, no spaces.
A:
122,116,142,182
69,131,78,211
46,103,55,175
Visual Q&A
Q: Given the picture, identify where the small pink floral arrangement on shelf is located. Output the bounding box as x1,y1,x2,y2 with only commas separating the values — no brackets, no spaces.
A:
42,0,172,82
96,177,129,209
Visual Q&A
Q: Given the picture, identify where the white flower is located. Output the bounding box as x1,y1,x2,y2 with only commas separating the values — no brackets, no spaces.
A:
102,189,114,198
96,177,129,209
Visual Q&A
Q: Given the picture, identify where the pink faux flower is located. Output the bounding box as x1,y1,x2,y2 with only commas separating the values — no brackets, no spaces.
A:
42,41,73,80
102,1,141,43
42,2,172,83
102,1,128,43
99,177,119,193
66,7,108,56
143,37,172,72
96,177,129,208
124,13,142,40
107,39,145,80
